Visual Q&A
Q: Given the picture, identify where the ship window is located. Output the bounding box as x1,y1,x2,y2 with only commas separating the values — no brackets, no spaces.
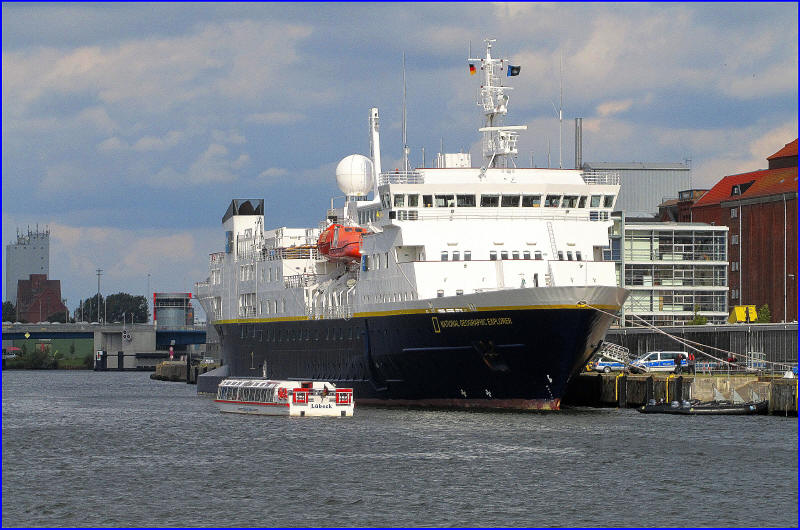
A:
545,195,561,207
501,195,520,207
457,194,476,207
394,195,405,207
534,273,539,287
567,251,574,261
456,289,464,296
437,290,444,297
441,251,448,261
558,251,564,261
345,227,353,232
423,195,433,207
604,195,615,208
408,194,419,207
435,194,455,207
348,328,353,340
480,194,499,207
521,195,541,207
500,250,509,260
576,251,583,261
563,196,579,208
512,251,520,260
452,251,460,261
578,196,587,208
489,250,497,260
590,195,601,207
384,252,389,268
464,250,472,261
523,250,531,260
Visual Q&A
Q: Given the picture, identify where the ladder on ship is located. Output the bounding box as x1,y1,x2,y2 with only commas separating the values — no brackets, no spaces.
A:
546,221,558,258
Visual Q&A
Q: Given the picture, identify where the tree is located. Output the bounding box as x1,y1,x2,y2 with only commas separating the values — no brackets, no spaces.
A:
688,305,708,326
2,301,15,321
46,310,71,323
756,304,771,323
74,292,149,323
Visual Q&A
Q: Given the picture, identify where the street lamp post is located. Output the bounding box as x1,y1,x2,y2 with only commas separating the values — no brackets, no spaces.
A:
96,269,103,323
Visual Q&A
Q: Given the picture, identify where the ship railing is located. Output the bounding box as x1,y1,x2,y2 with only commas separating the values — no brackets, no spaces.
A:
238,306,257,318
307,304,353,320
595,342,632,366
378,170,424,185
284,274,320,288
261,246,320,261
390,210,594,222
581,169,620,185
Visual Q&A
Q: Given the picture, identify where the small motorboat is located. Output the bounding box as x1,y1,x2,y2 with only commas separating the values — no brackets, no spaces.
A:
638,399,768,415
317,223,368,262
215,378,354,417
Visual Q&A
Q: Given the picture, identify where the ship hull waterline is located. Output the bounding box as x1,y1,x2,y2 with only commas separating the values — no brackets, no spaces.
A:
213,295,622,411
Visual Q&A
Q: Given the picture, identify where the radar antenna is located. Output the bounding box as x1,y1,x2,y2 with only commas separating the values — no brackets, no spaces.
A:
468,39,527,168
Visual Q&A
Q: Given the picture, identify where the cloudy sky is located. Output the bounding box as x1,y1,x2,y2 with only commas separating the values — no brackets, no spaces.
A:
3,2,797,318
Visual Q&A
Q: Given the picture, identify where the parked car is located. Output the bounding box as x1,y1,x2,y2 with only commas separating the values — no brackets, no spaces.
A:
591,357,626,373
631,351,689,373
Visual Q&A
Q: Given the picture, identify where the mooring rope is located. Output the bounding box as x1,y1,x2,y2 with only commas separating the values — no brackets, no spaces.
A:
583,302,793,371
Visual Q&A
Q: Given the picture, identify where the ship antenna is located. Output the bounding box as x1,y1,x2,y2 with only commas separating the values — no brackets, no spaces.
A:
470,38,527,168
402,52,409,172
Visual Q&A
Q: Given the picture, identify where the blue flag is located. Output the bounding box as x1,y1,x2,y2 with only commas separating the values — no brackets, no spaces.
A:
507,65,521,77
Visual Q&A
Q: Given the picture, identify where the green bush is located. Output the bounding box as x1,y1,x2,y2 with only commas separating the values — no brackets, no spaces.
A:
756,304,771,323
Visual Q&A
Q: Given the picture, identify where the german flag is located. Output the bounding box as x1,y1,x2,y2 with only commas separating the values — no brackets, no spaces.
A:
469,63,476,75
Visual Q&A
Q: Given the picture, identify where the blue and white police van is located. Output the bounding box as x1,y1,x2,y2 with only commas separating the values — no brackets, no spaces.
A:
631,351,689,373
591,357,626,373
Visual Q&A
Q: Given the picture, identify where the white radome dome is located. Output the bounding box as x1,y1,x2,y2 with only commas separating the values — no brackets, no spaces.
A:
336,154,374,197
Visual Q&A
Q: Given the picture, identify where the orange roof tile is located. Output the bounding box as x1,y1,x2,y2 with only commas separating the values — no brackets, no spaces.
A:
693,167,797,207
767,138,798,160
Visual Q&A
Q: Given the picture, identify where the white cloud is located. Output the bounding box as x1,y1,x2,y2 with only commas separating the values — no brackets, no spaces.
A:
211,129,246,145
596,99,634,117
245,112,304,124
97,136,128,151
258,167,288,179
132,130,185,152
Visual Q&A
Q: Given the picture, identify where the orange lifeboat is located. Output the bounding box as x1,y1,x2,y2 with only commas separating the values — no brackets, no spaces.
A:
317,224,368,262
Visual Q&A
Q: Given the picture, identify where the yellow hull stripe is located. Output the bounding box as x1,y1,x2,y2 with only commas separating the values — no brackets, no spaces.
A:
212,303,621,325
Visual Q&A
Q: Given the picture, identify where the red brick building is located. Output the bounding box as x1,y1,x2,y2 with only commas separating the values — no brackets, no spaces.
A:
15,274,68,323
692,139,798,322
658,189,709,222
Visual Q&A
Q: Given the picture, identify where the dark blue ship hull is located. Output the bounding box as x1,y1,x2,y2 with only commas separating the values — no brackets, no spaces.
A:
215,307,615,409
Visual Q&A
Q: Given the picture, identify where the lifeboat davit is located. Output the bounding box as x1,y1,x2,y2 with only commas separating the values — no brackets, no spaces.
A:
317,224,367,262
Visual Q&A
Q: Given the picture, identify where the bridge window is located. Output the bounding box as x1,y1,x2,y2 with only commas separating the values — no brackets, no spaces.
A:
500,250,509,260
393,195,405,207
457,194,476,207
576,251,583,261
563,196,579,208
481,195,499,207
464,250,472,261
590,195,601,207
604,195,615,208
567,251,574,261
558,251,564,261
534,251,542,260
512,251,520,260
501,195,520,207
441,251,449,261
545,195,562,208
523,250,531,260
407,194,419,207
435,194,455,207
489,250,497,260
452,251,460,261
522,195,541,207
423,195,433,207
578,196,587,208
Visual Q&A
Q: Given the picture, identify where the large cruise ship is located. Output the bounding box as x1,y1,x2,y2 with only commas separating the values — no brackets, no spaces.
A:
195,40,628,409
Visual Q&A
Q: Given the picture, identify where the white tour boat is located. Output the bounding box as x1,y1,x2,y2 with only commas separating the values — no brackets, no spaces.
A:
215,378,354,417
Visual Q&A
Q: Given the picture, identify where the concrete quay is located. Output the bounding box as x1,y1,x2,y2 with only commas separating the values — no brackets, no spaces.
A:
150,360,218,384
564,373,798,415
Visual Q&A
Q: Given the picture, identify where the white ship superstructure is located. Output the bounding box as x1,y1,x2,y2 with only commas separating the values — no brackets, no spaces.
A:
195,40,628,409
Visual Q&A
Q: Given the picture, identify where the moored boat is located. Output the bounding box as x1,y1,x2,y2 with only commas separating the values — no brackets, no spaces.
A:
638,399,768,415
195,38,629,410
215,378,354,417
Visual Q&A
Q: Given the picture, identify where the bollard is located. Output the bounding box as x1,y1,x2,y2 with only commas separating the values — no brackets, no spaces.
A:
616,374,627,408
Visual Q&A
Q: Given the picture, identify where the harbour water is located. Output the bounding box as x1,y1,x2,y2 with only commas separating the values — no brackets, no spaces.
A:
2,371,797,527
